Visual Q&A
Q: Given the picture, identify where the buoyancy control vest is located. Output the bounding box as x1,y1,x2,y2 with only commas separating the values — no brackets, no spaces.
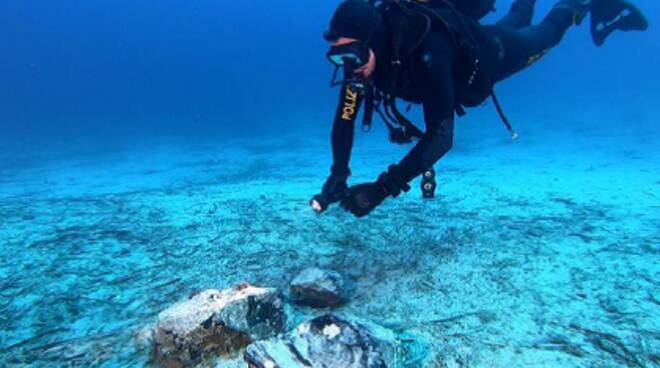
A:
382,1,493,105
363,0,517,143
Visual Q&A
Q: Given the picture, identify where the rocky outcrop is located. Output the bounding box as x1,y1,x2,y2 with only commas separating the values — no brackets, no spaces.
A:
244,314,428,368
151,284,285,368
289,268,347,308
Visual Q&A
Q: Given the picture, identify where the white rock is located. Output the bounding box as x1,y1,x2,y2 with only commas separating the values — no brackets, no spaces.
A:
152,283,285,367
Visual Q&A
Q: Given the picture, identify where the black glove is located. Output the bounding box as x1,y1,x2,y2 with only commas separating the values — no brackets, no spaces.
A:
340,181,388,218
310,172,349,213
340,166,410,218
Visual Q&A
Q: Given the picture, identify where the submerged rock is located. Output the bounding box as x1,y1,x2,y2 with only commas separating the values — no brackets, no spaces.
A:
134,324,155,349
289,268,347,308
151,283,285,367
244,314,428,368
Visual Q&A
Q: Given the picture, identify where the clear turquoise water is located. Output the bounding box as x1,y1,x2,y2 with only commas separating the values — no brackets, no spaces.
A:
1,1,659,367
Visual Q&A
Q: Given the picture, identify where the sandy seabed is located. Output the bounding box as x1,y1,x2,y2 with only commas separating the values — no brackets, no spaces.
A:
0,116,658,367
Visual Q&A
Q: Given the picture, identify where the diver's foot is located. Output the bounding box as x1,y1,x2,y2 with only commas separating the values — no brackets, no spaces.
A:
590,0,649,46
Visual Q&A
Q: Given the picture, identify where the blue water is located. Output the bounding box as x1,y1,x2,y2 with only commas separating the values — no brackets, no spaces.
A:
1,1,659,367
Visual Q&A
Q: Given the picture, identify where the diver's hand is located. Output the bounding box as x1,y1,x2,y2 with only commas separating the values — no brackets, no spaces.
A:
310,174,349,213
339,167,410,218
340,181,389,218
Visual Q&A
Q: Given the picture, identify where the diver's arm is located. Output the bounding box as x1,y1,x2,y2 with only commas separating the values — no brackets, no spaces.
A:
311,84,363,212
330,84,362,177
338,83,454,216
391,54,456,186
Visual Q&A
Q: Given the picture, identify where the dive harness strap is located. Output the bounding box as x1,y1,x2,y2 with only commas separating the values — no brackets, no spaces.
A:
361,86,424,144
362,0,432,143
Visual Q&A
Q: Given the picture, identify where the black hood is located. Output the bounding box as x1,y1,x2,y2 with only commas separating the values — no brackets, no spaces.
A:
326,1,391,77
325,0,380,42
325,0,389,54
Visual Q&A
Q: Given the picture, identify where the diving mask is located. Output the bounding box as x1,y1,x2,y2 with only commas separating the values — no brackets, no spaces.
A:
327,41,371,93
326,41,370,67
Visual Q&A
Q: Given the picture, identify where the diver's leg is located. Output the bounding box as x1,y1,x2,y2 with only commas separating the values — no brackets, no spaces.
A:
496,0,537,29
484,0,647,80
448,0,496,21
482,0,589,82
518,0,589,50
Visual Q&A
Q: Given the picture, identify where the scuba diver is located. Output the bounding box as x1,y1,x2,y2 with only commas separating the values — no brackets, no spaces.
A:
310,0,648,217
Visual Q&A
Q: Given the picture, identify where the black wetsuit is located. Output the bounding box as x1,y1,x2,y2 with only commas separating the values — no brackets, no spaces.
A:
329,0,576,187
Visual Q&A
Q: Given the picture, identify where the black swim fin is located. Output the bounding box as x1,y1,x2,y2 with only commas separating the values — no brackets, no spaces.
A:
591,0,649,46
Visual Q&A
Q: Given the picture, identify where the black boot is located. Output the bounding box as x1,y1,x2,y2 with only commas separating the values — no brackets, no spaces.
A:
552,0,648,45
590,0,649,46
